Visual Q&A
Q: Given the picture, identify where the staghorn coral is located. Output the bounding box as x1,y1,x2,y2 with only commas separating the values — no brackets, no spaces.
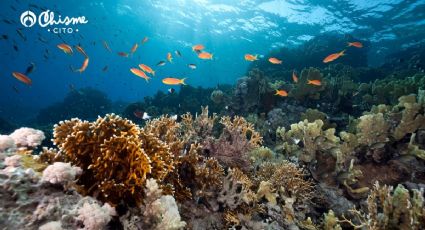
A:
53,113,175,205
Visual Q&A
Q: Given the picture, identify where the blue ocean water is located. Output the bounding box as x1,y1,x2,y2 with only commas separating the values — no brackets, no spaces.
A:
0,0,424,123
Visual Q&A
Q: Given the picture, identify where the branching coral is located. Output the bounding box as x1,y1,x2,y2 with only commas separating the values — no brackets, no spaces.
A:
205,116,262,171
53,114,175,205
356,113,389,146
339,182,425,230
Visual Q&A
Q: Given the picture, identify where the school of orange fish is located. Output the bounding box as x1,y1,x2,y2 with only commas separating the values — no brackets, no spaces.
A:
11,37,363,98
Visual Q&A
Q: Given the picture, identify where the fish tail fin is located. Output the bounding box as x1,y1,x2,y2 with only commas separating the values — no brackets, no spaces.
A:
347,42,352,47
340,49,346,56
145,77,150,83
274,90,279,95
152,71,155,76
181,78,187,85
307,80,311,84
211,54,213,59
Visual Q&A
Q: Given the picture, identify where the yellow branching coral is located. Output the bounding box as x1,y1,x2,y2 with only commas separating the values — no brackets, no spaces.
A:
356,113,389,146
143,115,183,156
180,106,217,143
340,182,425,230
392,94,425,140
256,161,314,205
53,114,175,206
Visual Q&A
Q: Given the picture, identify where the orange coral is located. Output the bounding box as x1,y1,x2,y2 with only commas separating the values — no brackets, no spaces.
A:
53,114,175,205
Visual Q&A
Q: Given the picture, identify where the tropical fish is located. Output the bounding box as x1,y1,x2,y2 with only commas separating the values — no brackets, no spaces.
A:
75,45,88,58
307,79,322,86
244,54,258,61
292,71,298,83
275,89,288,97
142,36,148,44
268,57,282,64
102,41,112,52
188,64,197,69
323,50,345,63
57,43,73,55
198,52,213,60
168,88,175,94
138,64,155,76
130,68,150,82
25,62,36,75
118,51,129,57
133,110,143,119
142,112,151,120
75,58,89,73
192,44,204,51
102,65,108,72
130,43,138,54
167,52,173,63
16,29,26,41
13,44,18,52
12,72,32,85
0,34,8,40
162,77,187,85
156,61,166,66
347,42,363,48
175,50,182,57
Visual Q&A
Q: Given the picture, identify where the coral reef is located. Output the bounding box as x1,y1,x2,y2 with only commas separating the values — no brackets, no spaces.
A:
9,127,45,148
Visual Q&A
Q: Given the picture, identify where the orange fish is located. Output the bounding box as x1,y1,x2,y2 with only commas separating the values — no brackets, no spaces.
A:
347,42,363,48
167,52,173,63
118,52,129,57
75,45,88,58
268,57,282,64
292,71,298,83
130,43,138,54
307,79,321,86
75,58,89,73
12,72,32,85
162,77,187,85
192,44,204,51
139,64,155,76
275,89,288,97
130,68,150,82
245,54,258,61
102,41,112,52
323,50,345,63
198,52,213,60
142,37,148,44
57,43,73,55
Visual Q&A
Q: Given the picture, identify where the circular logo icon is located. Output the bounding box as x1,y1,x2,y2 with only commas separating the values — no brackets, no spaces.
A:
20,10,37,27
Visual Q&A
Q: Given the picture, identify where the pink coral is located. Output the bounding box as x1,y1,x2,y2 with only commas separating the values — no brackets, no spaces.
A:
9,127,45,148
0,135,15,152
76,200,116,230
41,162,82,185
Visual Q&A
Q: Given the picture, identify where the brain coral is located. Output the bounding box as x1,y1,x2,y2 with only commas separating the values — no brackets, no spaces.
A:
53,114,174,205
